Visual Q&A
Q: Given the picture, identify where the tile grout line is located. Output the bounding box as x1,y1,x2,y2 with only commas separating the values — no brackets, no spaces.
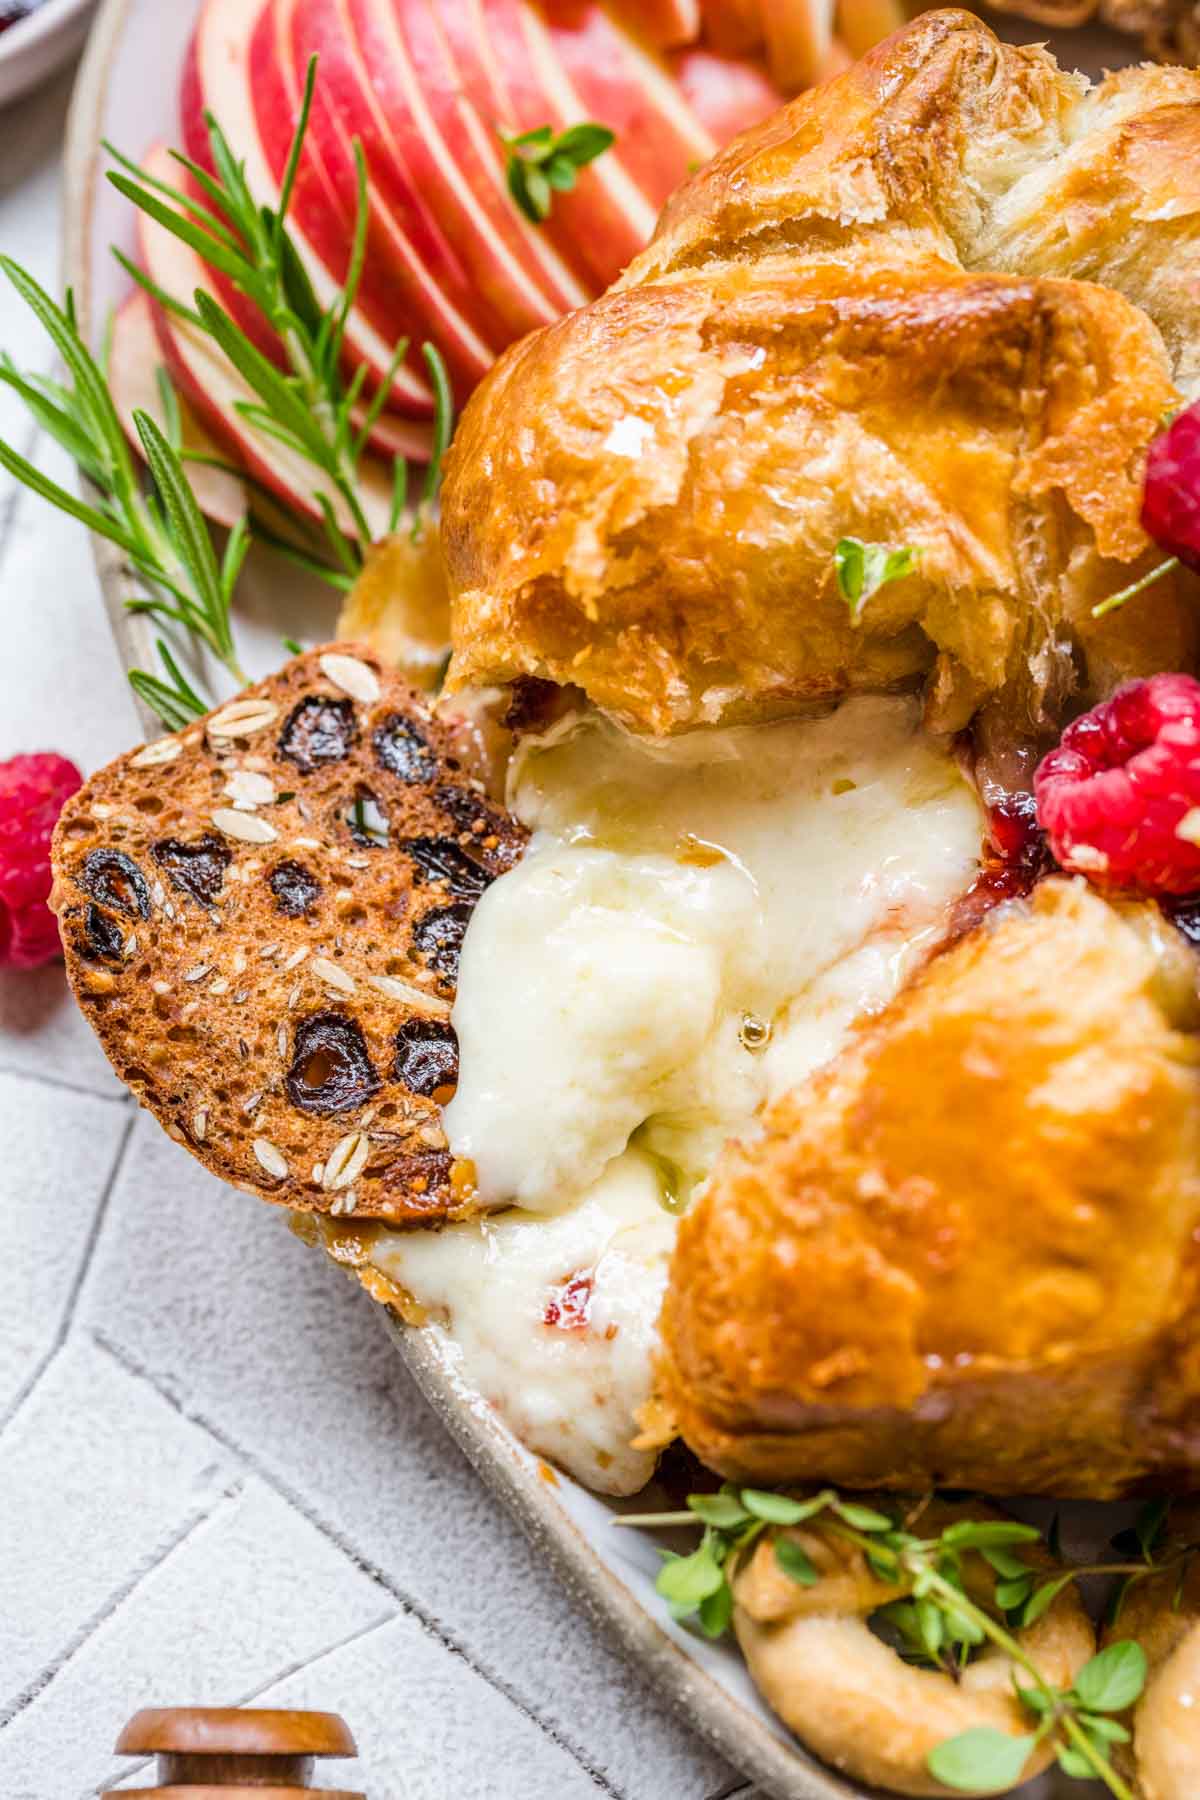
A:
89,1609,398,1798
92,1332,630,1800
0,1479,245,1730
0,1060,127,1106
0,1100,136,1443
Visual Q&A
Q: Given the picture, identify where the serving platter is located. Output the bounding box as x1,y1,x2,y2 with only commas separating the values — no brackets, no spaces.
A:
62,4,1140,1795
0,0,96,110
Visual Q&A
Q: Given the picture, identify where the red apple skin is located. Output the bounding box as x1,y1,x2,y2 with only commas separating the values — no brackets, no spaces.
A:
536,0,714,207
293,0,562,360
460,0,652,286
352,0,585,326
251,0,495,397
669,44,782,141
183,0,434,417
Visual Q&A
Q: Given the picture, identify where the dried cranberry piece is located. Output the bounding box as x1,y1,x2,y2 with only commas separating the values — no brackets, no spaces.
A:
267,859,321,917
285,1012,380,1115
373,714,436,784
1142,400,1200,574
543,1273,593,1331
401,836,492,898
376,1144,453,1205
81,903,126,962
151,833,232,908
393,1018,459,1098
278,696,358,772
1035,674,1200,895
434,784,520,865
79,848,150,918
412,903,473,980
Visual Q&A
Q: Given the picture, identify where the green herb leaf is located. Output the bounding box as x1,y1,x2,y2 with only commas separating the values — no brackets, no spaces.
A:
697,1580,733,1638
835,536,918,624
655,1544,726,1611
982,1545,1034,1580
1022,1572,1076,1627
1079,1714,1131,1744
941,1521,1042,1552
741,1490,823,1526
1071,1641,1148,1714
927,1729,1034,1792
1057,1745,1096,1780
774,1537,819,1586
831,1500,894,1532
995,1575,1036,1611
499,120,615,225
687,1493,752,1530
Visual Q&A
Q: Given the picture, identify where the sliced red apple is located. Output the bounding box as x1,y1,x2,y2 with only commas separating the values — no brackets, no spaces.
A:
262,0,500,396
289,0,565,361
348,0,587,328
669,44,782,141
531,2,715,210
760,0,834,91
185,0,435,416
137,143,398,537
109,288,247,530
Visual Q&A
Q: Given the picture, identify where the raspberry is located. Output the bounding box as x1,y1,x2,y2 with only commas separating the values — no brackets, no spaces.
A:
1034,675,1200,896
0,753,82,969
1142,399,1200,573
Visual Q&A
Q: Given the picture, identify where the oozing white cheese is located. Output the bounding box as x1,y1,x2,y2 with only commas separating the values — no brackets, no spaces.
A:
369,1149,673,1495
445,694,983,1211
369,693,984,1492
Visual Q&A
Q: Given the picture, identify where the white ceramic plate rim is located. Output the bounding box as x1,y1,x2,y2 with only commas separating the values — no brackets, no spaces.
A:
0,0,95,106
61,6,1120,1797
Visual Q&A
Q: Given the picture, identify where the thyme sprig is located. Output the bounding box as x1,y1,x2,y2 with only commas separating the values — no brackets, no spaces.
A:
1092,555,1179,618
616,1488,1188,1797
500,121,616,224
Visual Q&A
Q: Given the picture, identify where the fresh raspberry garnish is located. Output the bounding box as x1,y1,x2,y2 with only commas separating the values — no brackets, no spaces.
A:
1034,675,1200,895
1142,400,1200,573
0,753,82,969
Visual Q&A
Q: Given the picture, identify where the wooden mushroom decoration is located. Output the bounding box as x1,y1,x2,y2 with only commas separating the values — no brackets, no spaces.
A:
102,1706,364,1796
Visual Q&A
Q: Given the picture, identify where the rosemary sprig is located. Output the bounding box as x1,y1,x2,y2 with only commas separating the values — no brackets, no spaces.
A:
834,536,919,624
0,53,454,730
619,1488,1169,1797
104,57,454,562
0,259,245,692
500,121,615,224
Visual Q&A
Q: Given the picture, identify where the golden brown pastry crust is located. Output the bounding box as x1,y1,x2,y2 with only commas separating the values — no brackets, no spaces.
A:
441,11,1200,736
658,879,1200,1498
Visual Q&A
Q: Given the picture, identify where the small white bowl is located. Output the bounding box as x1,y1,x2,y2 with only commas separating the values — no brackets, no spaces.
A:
0,0,96,111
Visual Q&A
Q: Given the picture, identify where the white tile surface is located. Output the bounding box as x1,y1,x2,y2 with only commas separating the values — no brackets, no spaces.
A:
0,54,745,1800
0,1067,127,1419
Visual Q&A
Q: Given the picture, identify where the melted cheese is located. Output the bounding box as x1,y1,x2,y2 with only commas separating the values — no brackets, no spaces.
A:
368,694,984,1492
